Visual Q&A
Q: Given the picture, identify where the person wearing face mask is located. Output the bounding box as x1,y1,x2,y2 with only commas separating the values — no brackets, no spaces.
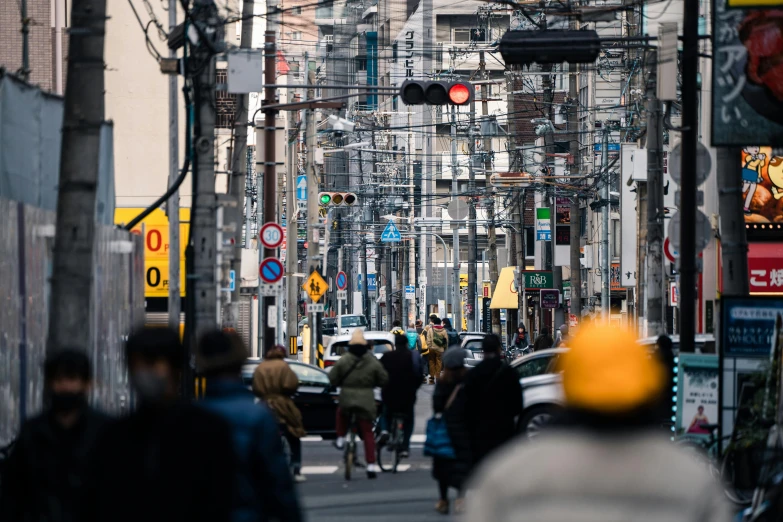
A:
85,327,235,522
0,349,108,522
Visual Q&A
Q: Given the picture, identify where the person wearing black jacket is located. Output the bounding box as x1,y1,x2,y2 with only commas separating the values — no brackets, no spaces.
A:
441,318,460,348
463,334,523,470
379,334,424,455
533,327,555,352
0,350,108,522
85,328,236,522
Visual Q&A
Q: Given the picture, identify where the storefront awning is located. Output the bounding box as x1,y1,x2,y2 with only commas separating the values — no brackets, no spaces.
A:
490,266,518,309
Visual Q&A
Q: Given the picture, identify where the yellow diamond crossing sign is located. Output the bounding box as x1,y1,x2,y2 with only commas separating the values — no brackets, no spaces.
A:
303,270,328,302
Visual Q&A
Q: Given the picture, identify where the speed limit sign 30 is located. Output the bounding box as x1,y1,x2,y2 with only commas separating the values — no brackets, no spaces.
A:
259,222,284,249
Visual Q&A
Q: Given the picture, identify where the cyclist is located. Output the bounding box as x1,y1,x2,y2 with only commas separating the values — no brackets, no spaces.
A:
329,329,389,479
378,333,424,457
390,320,405,336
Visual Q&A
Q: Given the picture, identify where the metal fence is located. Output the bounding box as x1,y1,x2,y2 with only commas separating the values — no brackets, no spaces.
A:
0,197,145,446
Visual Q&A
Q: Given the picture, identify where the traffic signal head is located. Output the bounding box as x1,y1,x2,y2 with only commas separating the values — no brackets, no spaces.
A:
318,192,358,206
399,80,474,106
499,29,601,66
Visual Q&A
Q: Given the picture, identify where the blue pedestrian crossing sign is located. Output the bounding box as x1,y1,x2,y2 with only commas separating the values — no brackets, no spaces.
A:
296,175,307,201
381,220,401,243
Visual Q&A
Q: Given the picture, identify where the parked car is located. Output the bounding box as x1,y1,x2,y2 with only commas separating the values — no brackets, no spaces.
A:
461,333,507,368
322,318,337,336
242,358,339,438
510,348,568,439
335,314,369,335
458,331,488,342
324,331,394,369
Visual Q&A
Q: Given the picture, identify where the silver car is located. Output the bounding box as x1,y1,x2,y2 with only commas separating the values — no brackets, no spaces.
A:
324,331,394,369
510,348,568,439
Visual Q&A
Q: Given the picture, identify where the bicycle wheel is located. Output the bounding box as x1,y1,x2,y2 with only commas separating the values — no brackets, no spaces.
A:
376,436,393,472
721,446,754,506
344,439,355,481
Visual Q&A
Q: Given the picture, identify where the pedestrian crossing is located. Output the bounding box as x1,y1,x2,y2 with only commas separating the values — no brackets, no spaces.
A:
300,434,427,443
299,464,414,476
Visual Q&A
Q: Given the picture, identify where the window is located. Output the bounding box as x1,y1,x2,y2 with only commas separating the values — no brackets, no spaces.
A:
315,5,333,18
515,354,558,379
392,42,397,63
291,31,302,40
525,227,535,257
341,315,368,328
291,6,302,14
289,362,330,387
611,219,620,259
452,28,471,43
464,340,483,352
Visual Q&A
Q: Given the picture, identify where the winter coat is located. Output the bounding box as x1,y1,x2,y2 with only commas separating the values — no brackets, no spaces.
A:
252,357,306,438
431,379,472,489
380,348,423,413
85,402,237,522
445,328,460,348
328,350,389,420
465,429,732,522
509,332,529,349
533,333,554,352
426,325,448,353
463,357,524,467
200,380,303,522
0,408,108,522
405,328,422,352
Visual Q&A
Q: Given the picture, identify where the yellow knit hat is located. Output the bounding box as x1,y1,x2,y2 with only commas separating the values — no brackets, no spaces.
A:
558,322,665,413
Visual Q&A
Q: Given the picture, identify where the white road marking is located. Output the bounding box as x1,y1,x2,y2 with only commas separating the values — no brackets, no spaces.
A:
410,434,426,443
394,464,411,472
300,465,339,475
301,435,324,442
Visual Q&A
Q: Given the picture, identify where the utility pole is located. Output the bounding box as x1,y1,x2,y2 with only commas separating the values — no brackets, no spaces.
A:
543,68,564,329
481,51,501,337
167,0,180,333
408,111,416,326
260,3,278,353
19,0,30,81
450,105,461,329
223,0,254,330
600,127,610,319
286,95,299,355
467,84,478,332
362,236,370,325
304,67,320,363
46,0,107,353
646,56,665,336
568,65,582,326
717,147,750,295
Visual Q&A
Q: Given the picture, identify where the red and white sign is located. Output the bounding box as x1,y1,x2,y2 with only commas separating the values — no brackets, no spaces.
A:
664,237,679,264
569,314,578,328
748,243,783,293
259,222,284,249
670,281,679,306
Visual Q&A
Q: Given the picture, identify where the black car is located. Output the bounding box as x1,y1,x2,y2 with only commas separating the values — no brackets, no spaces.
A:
242,358,338,438
322,318,337,336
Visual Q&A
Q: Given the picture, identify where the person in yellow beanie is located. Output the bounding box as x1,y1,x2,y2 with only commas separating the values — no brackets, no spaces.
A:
464,323,732,522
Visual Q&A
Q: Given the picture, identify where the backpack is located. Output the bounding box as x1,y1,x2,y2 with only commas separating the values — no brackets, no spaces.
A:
405,331,419,350
431,330,447,349
419,333,430,356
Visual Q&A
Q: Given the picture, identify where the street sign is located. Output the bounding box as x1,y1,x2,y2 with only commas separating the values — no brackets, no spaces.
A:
336,271,348,290
381,220,402,243
669,142,711,186
541,289,560,309
259,257,284,284
664,237,679,263
229,270,236,291
447,199,469,220
303,270,328,302
260,283,282,296
404,285,415,300
336,290,347,300
367,274,377,291
260,222,284,249
307,303,325,313
668,210,712,253
296,175,307,201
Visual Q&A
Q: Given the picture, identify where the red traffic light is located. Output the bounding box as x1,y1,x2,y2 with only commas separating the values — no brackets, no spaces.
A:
449,83,471,105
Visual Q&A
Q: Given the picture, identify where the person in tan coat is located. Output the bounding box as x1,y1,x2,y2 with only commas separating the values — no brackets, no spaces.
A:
252,345,307,482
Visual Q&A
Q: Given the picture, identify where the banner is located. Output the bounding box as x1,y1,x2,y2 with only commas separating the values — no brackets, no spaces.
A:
676,354,719,439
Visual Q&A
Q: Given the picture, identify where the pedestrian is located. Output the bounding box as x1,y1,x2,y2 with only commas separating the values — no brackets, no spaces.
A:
0,349,108,522
416,318,431,383
86,327,236,522
464,323,732,522
252,343,307,482
431,348,472,516
508,324,529,351
655,334,676,428
426,316,449,384
553,324,569,347
441,318,460,348
533,326,554,351
378,333,424,456
463,334,523,468
390,320,405,336
196,330,303,522
329,329,389,478
405,322,422,352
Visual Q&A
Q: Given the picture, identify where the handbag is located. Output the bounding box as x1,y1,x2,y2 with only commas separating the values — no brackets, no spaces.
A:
423,384,462,459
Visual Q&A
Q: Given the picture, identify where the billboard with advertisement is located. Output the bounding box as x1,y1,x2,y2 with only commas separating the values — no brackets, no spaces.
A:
676,354,719,439
713,4,783,146
740,148,783,232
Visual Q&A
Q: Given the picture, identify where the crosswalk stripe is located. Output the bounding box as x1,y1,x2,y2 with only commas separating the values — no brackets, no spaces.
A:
410,434,426,443
301,435,324,442
394,464,411,472
300,466,339,475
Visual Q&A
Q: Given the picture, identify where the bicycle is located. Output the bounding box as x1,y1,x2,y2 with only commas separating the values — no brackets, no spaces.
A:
342,411,373,480
676,423,754,506
377,413,406,473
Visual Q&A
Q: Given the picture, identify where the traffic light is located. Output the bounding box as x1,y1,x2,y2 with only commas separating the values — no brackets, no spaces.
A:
399,80,475,106
318,192,357,206
499,29,601,66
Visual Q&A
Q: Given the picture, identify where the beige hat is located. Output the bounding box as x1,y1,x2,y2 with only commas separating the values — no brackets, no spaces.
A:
349,329,368,346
